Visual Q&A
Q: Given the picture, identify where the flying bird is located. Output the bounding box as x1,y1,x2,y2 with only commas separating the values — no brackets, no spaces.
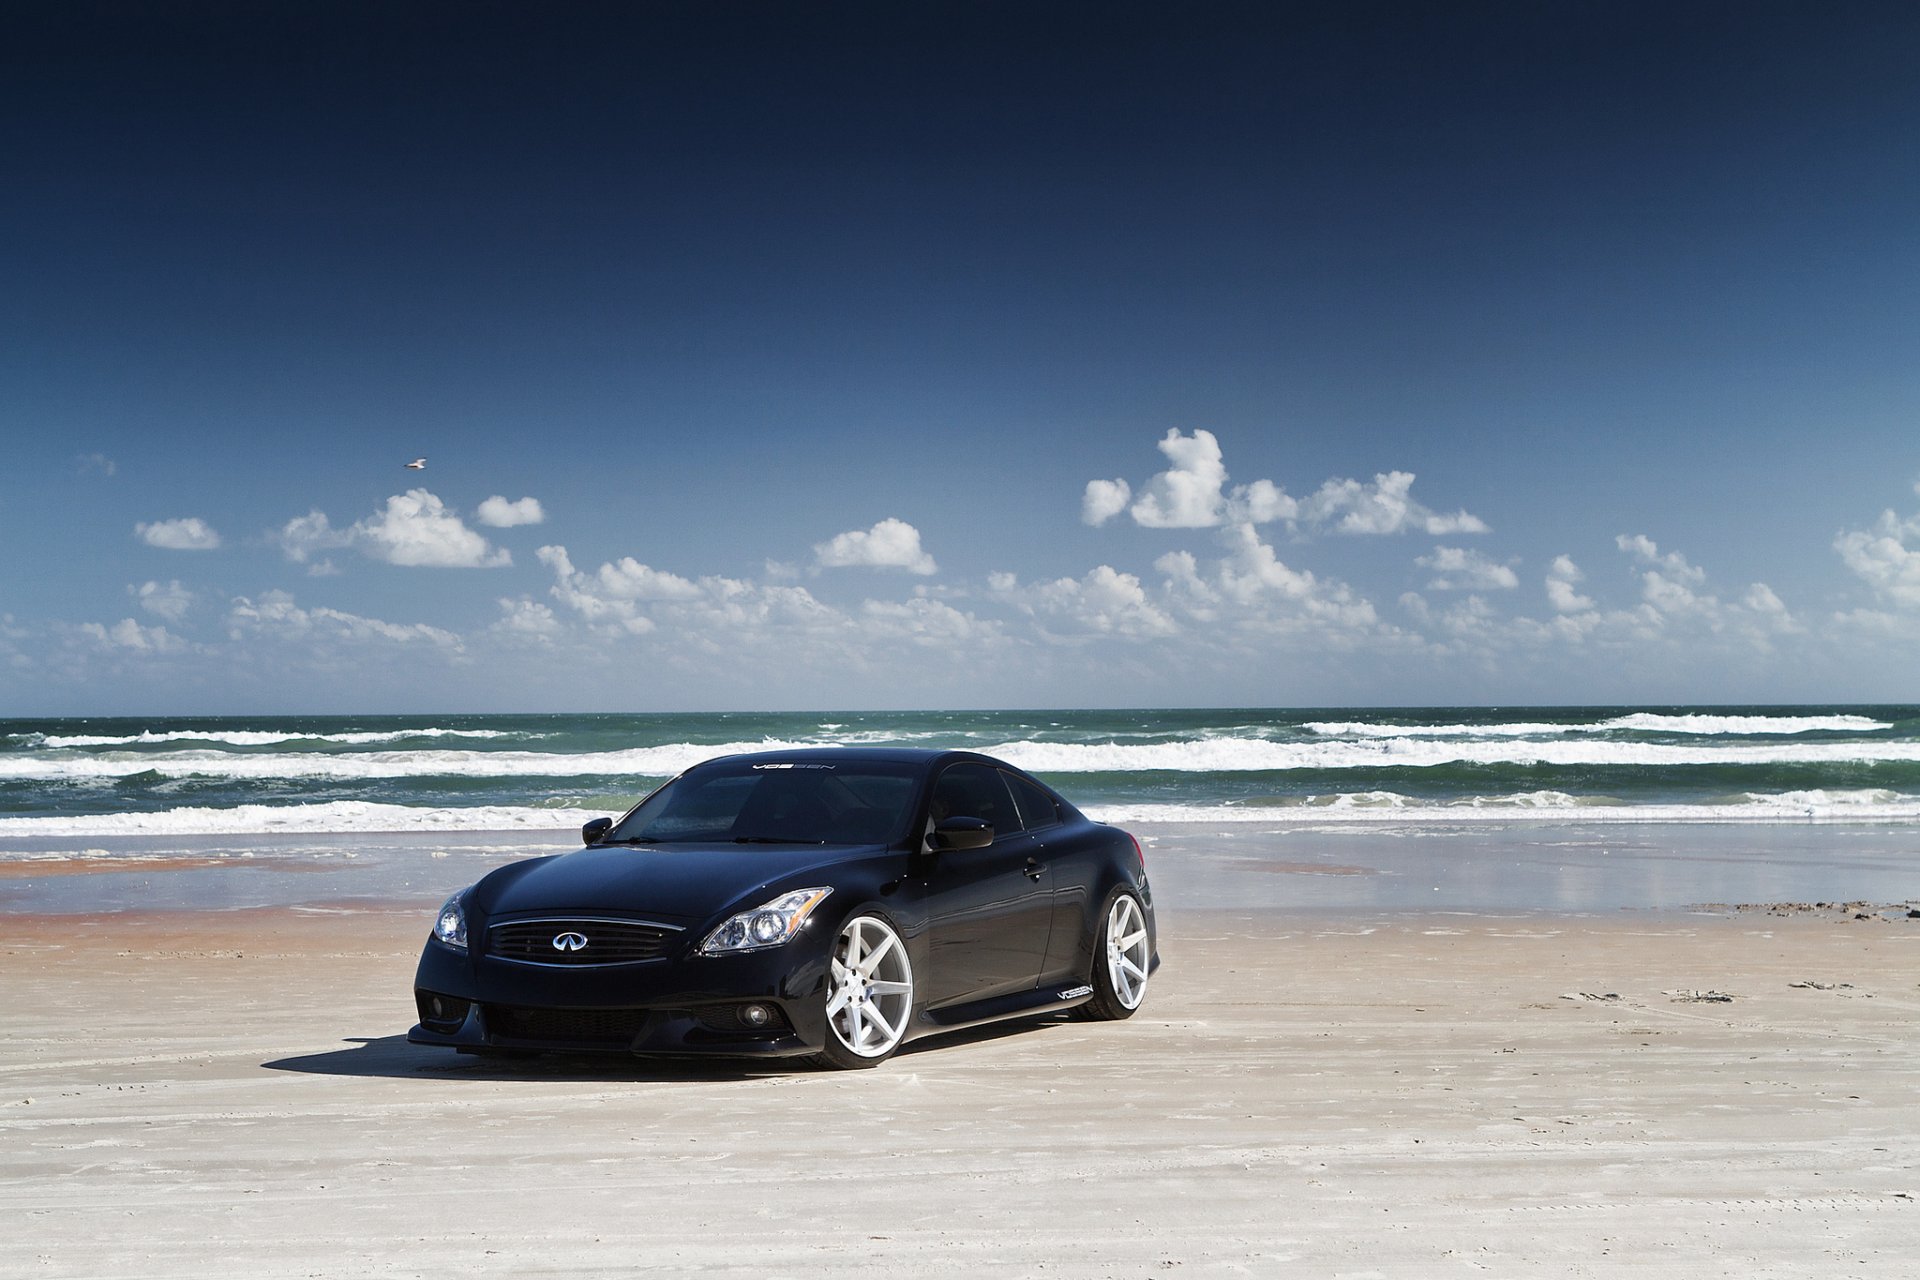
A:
405,458,426,470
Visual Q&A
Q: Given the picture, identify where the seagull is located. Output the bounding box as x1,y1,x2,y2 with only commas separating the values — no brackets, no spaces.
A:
405,458,426,470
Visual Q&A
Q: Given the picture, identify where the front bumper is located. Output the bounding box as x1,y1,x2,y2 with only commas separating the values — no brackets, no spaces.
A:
407,927,836,1058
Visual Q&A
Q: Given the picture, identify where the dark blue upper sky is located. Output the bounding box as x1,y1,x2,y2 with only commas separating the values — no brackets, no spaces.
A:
6,2,1920,711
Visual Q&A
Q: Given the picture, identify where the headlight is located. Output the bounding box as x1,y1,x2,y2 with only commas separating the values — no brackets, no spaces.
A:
433,889,470,950
699,887,832,955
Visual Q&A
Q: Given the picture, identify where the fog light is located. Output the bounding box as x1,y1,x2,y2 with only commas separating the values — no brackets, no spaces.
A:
416,991,471,1031
740,1003,773,1028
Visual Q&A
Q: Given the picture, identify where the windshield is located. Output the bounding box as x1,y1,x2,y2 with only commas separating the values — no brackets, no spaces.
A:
604,761,918,846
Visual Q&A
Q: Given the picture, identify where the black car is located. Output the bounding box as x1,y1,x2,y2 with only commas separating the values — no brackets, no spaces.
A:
409,748,1157,1068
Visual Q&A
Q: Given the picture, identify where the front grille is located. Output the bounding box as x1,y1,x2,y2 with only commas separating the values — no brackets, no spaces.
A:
487,918,679,965
485,1004,651,1046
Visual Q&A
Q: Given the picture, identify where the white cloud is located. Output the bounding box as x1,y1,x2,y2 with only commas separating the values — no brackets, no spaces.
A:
1545,555,1594,613
990,565,1178,638
226,590,461,648
76,453,116,478
1234,478,1297,525
493,597,563,640
1082,478,1132,526
1087,432,1482,539
80,618,184,652
475,495,546,528
594,556,705,601
1087,429,1299,530
1607,535,1796,641
1204,523,1379,628
276,510,350,564
860,597,994,646
539,543,852,640
135,517,222,551
1419,546,1518,591
357,489,511,568
813,518,937,574
1615,534,1707,586
1301,472,1488,536
276,492,510,569
1834,502,1920,609
131,580,194,623
1127,429,1234,527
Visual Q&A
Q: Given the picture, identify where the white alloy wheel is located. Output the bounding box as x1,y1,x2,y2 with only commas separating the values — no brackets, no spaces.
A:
1104,894,1151,1011
824,915,914,1062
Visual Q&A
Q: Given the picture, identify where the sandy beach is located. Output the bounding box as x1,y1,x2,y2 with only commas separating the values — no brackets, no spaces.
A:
4,888,1916,1277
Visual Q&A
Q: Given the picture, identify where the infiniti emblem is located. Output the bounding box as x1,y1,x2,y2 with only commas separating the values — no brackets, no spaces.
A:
551,931,589,952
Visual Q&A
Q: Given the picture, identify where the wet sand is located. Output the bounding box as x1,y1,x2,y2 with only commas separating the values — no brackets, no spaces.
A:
3,903,1916,1277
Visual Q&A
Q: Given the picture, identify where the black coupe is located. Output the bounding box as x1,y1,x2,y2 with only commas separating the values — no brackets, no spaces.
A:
409,748,1157,1068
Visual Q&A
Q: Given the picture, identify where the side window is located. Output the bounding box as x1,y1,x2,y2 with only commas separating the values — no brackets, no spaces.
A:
1004,771,1061,831
930,763,1020,833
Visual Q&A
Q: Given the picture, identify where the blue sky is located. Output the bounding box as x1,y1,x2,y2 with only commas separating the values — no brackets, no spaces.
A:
5,1,1920,714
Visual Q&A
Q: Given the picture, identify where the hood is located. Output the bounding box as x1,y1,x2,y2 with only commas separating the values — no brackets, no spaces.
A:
472,842,889,924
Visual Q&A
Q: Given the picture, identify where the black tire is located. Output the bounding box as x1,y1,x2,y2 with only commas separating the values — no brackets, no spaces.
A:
811,913,915,1070
1073,890,1151,1022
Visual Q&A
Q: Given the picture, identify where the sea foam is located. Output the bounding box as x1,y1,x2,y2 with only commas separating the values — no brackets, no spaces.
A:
6,734,1920,783
5,788,1918,841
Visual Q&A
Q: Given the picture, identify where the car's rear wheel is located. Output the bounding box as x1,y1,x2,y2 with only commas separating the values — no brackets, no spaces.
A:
1074,891,1150,1021
813,913,914,1070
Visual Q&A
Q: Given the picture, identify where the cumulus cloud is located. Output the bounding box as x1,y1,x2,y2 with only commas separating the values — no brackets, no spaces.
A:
1301,472,1488,536
131,580,194,623
276,491,510,570
1611,534,1796,639
135,517,222,551
537,543,851,641
1166,523,1380,630
1126,430,1235,527
1834,497,1920,609
475,495,546,528
1086,431,1478,537
990,565,1178,638
226,591,461,648
1082,478,1133,526
358,489,511,568
80,618,184,652
813,518,937,574
1545,555,1594,613
1615,534,1707,586
1418,546,1518,591
860,596,995,646
1087,429,1300,530
493,597,563,640
276,510,350,564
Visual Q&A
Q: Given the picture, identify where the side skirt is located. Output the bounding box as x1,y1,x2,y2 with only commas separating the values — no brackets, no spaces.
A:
910,982,1093,1038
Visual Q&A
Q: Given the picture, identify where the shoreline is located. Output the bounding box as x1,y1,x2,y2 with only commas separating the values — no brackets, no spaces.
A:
2,820,1915,918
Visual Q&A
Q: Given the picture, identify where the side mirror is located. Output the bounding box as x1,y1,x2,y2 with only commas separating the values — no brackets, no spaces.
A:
929,816,994,852
581,816,613,845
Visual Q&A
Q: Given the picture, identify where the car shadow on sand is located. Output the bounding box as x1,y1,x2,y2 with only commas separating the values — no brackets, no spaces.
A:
263,1014,1072,1082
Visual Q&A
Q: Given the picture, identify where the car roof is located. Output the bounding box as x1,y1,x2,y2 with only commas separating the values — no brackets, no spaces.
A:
692,746,997,769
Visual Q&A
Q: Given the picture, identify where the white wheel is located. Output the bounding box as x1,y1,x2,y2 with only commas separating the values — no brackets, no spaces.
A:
818,914,914,1068
1074,892,1150,1021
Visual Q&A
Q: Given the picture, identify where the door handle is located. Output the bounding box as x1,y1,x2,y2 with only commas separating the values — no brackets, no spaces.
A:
1024,857,1045,881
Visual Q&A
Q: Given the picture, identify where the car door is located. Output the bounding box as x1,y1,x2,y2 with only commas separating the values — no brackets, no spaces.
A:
918,762,1054,1008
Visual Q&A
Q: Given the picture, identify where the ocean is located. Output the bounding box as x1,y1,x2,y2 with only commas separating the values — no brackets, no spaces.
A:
5,704,1920,838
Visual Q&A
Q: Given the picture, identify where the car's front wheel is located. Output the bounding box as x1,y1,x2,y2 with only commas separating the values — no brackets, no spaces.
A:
813,913,915,1070
1074,891,1151,1021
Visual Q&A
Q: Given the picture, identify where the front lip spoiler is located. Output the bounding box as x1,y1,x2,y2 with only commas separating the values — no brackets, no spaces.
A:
406,1011,818,1060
